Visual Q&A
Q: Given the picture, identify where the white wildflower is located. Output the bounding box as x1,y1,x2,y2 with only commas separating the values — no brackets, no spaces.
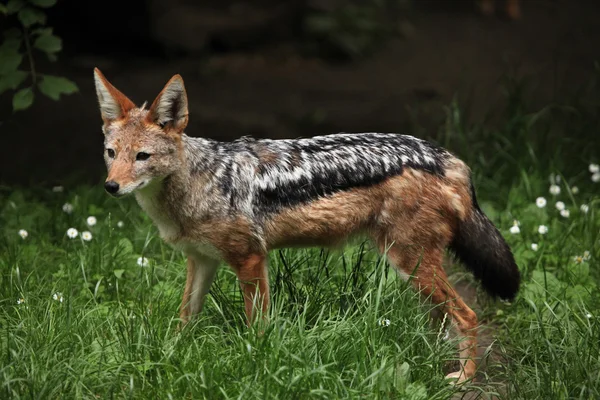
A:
583,251,591,261
586,313,592,319
52,292,64,303
571,186,579,194
16,298,25,305
86,216,97,226
117,221,124,228
555,201,565,211
378,318,391,327
580,204,589,213
246,343,252,353
52,186,64,193
536,197,547,208
574,255,584,264
560,209,570,218
81,231,93,241
538,225,548,235
18,229,28,239
549,185,561,195
531,243,539,251
590,164,600,174
137,257,150,267
62,203,74,214
66,228,78,239
509,223,520,234
592,173,600,183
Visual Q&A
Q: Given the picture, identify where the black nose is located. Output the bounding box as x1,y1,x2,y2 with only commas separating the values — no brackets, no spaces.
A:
104,181,120,194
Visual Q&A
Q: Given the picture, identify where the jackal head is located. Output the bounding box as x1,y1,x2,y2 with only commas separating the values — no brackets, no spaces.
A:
93,68,188,197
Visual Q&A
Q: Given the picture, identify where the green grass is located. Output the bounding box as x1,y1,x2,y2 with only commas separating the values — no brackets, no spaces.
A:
1,73,600,399
1,189,460,399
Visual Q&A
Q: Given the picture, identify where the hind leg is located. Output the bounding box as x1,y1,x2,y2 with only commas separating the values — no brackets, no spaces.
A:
383,243,478,383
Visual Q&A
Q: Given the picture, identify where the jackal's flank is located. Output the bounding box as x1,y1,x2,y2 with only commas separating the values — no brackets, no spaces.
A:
94,69,520,383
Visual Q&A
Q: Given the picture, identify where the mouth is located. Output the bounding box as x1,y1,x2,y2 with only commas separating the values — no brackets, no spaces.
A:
106,180,150,197
107,191,124,198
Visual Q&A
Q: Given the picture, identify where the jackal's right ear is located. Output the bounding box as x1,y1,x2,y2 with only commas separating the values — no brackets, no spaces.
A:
93,68,135,123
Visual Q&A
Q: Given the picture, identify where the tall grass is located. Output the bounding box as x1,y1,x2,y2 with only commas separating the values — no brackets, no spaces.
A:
1,69,600,399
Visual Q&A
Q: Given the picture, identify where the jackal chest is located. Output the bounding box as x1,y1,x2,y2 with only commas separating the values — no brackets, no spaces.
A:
135,190,259,262
147,211,224,260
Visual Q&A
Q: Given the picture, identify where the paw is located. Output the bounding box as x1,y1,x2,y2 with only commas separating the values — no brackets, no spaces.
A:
445,370,469,385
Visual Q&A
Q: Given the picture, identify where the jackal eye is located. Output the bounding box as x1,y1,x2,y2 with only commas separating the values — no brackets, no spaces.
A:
136,152,151,161
106,148,115,158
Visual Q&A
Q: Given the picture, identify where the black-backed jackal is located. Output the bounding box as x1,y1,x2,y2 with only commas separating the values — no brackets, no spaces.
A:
93,69,520,383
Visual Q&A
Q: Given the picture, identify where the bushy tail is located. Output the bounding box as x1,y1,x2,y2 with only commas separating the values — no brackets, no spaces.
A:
450,181,520,300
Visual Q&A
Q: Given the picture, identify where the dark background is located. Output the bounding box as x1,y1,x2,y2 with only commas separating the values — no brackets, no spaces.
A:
1,0,599,186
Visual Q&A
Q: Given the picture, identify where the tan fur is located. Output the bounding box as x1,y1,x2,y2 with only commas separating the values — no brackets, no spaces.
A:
94,68,136,123
256,147,280,166
147,75,189,134
94,69,486,383
263,170,478,381
234,254,270,323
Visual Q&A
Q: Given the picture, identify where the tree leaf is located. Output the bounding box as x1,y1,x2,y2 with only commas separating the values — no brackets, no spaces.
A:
38,75,78,100
18,7,46,27
33,33,61,53
13,87,34,111
0,46,23,74
4,27,22,40
1,37,23,51
31,27,53,36
0,70,28,94
0,4,8,15
30,0,57,7
6,0,25,14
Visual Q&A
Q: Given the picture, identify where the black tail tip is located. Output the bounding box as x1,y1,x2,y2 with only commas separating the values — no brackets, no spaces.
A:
450,227,521,301
489,265,521,300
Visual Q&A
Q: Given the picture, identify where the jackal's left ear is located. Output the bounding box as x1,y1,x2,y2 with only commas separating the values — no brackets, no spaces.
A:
93,68,136,123
148,75,188,134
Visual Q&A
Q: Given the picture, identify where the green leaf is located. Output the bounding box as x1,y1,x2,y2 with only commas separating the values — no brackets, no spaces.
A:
0,70,28,94
0,46,23,74
570,262,590,284
566,284,591,303
6,0,25,14
114,238,134,257
0,4,8,14
30,0,57,7
18,7,46,27
113,269,125,279
38,75,78,100
12,87,34,111
405,383,428,400
31,27,52,36
1,37,23,51
33,33,61,53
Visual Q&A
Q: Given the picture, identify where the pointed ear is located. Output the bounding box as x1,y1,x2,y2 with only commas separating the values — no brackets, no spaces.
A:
147,75,188,134
93,68,136,123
